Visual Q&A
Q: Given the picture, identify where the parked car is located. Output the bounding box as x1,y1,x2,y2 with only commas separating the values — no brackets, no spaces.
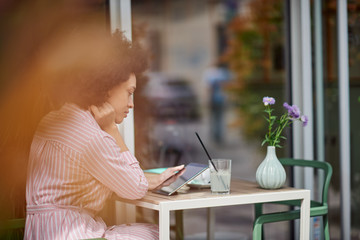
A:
142,73,201,167
143,73,200,123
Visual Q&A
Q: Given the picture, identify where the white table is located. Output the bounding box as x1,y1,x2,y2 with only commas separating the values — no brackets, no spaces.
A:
119,179,310,240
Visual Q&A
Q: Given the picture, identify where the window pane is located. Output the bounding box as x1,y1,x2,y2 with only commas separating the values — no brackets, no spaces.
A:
132,0,289,238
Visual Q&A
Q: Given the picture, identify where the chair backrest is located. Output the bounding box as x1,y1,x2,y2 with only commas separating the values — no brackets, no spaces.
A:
279,158,333,206
0,218,25,240
0,218,107,240
0,218,25,230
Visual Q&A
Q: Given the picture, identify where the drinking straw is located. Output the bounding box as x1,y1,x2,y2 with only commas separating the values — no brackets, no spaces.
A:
195,132,228,190
195,132,218,172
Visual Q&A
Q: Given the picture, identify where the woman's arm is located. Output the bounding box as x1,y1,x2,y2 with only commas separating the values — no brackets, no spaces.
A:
90,103,185,191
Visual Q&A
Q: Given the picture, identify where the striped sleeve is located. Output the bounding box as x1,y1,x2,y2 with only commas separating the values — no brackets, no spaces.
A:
82,133,148,200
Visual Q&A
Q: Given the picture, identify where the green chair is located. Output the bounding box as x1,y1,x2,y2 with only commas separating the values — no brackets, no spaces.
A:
0,218,25,240
253,158,332,240
0,217,107,240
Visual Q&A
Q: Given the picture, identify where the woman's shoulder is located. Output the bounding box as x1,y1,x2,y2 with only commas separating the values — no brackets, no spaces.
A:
35,103,103,147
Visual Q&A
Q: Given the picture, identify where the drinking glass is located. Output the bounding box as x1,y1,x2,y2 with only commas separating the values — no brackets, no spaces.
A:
209,159,231,194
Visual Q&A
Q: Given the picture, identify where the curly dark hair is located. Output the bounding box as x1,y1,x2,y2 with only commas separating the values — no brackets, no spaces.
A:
41,26,148,109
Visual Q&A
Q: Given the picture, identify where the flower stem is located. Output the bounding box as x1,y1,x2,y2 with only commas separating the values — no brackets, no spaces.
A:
274,115,290,145
267,106,272,143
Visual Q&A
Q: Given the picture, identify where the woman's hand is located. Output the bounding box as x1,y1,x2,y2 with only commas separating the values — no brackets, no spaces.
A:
145,165,186,191
90,103,117,132
90,103,129,152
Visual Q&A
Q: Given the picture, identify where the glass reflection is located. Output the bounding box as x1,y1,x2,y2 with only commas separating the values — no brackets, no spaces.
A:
133,0,288,238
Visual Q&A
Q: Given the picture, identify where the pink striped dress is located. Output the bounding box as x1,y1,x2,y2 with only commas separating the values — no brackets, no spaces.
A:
25,103,158,240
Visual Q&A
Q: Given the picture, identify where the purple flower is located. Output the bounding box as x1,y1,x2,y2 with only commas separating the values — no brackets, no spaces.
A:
263,100,307,147
283,102,291,111
301,115,309,126
283,102,301,119
263,97,275,106
290,105,301,118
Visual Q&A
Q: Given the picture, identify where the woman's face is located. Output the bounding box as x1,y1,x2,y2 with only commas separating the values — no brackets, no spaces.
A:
107,74,136,124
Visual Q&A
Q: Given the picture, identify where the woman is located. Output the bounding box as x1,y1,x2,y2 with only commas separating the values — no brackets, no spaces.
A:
25,27,184,239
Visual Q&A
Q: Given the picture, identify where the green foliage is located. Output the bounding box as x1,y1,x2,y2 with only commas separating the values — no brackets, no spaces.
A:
262,105,290,148
223,0,286,146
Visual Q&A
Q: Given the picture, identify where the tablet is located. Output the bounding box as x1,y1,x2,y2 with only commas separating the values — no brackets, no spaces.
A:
154,163,209,196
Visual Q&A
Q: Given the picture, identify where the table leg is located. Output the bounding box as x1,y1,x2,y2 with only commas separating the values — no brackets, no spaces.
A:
207,208,215,240
299,191,311,240
159,207,170,240
125,204,136,223
175,210,184,240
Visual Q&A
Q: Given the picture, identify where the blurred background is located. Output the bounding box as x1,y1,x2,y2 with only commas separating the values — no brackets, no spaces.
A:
1,0,360,239
131,1,360,239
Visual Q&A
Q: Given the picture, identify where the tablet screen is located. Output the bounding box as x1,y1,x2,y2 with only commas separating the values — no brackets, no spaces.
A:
156,163,209,195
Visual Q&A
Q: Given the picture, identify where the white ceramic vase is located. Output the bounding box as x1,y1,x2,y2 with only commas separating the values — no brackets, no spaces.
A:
256,146,286,189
